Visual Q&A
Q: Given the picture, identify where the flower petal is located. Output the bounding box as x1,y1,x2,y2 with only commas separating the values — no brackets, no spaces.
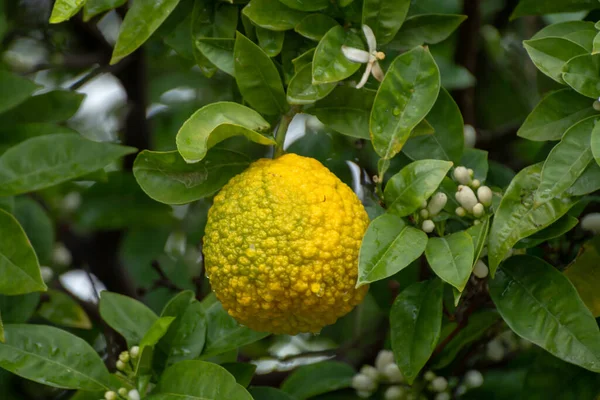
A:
371,61,385,82
341,46,370,63
356,62,373,89
362,25,377,53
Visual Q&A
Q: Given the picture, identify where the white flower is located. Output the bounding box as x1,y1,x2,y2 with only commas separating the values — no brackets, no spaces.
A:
456,185,478,212
128,389,141,400
422,219,435,233
130,346,140,359
477,186,493,206
473,260,489,279
360,365,380,381
382,363,404,383
427,193,447,216
342,25,385,89
453,166,472,185
375,350,395,372
352,373,377,392
464,370,484,388
472,203,485,218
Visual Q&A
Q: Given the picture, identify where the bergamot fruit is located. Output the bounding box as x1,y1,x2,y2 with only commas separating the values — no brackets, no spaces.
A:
203,153,369,335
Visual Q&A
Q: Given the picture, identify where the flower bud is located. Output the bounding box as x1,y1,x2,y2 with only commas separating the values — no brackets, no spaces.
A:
464,370,484,388
357,391,373,399
435,393,451,400
594,100,600,111
352,373,377,392
420,209,429,219
420,200,428,209
477,186,493,206
40,266,54,283
116,360,126,371
375,350,395,372
472,203,485,218
473,260,489,279
118,388,128,396
128,390,141,400
52,243,72,266
422,220,435,233
360,365,380,381
424,371,436,381
384,385,405,400
104,392,117,400
427,193,447,216
431,376,448,392
119,351,130,363
382,363,404,383
455,207,466,217
453,166,471,185
456,185,478,212
486,339,504,361
471,179,481,189
464,125,476,148
468,168,474,177
581,213,600,234
130,346,140,359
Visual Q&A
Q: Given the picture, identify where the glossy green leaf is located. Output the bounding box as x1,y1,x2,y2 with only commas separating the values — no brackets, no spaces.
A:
0,312,3,343
0,324,111,390
564,238,600,317
460,148,488,182
568,162,600,195
133,149,251,205
196,38,235,76
536,116,596,204
281,361,355,399
148,360,252,400
490,255,600,372
488,164,576,275
358,212,427,287
563,53,600,99
49,0,84,23
432,311,500,369
0,209,46,295
294,14,338,41
256,27,285,57
278,0,328,11
192,0,237,39
13,197,54,265
467,217,489,265
135,316,176,375
515,215,579,249
287,62,336,105
511,0,600,19
308,86,376,139
384,160,453,216
165,301,206,365
370,46,441,159
403,88,464,163
0,293,40,324
242,0,306,31
291,48,316,73
387,14,467,50
518,88,597,141
594,31,600,55
38,290,92,329
234,33,288,115
0,124,78,154
532,21,596,52
523,37,587,84
592,117,600,166
362,0,410,45
176,102,273,163
202,299,268,357
250,387,296,400
0,91,84,124
312,26,365,84
99,292,158,347
425,232,474,291
0,134,136,197
222,363,256,387
390,279,443,384
111,0,182,64
83,0,127,21
0,71,39,114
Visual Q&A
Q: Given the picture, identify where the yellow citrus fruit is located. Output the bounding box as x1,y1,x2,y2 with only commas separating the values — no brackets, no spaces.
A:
203,153,370,335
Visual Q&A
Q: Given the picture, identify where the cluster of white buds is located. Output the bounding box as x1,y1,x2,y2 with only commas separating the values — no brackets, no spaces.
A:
419,192,448,234
352,350,406,398
342,25,385,89
103,388,140,400
453,166,493,220
116,346,140,374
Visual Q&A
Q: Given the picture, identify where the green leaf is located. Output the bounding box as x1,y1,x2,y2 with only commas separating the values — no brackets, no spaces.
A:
13,197,54,265
133,149,251,205
518,88,597,141
221,362,256,387
99,292,158,347
390,279,443,384
196,38,235,76
515,215,579,249
281,361,355,399
511,0,600,19
0,71,39,114
523,37,587,84
294,14,339,41
563,53,600,99
256,27,285,57
49,0,85,23
176,102,273,163
234,33,288,115
242,0,306,31
278,0,328,11
536,116,596,204
564,238,600,317
488,164,576,275
532,21,597,52
362,0,410,45
387,14,467,50
148,360,252,400
84,0,127,21
0,91,84,124
111,0,182,64
467,217,490,265
384,159,453,216
0,324,111,390
592,117,600,167
165,301,207,365
357,212,428,287
568,162,600,195
307,86,376,139
292,48,316,73
403,88,464,164
0,312,3,343
0,293,40,324
0,134,136,197
490,255,600,372
312,26,365,84
202,299,268,357
287,63,336,105
38,290,92,329
432,311,500,369
460,148,488,182
249,387,296,400
594,31,600,55
0,209,46,295
425,232,474,291
370,46,441,159
135,316,176,375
